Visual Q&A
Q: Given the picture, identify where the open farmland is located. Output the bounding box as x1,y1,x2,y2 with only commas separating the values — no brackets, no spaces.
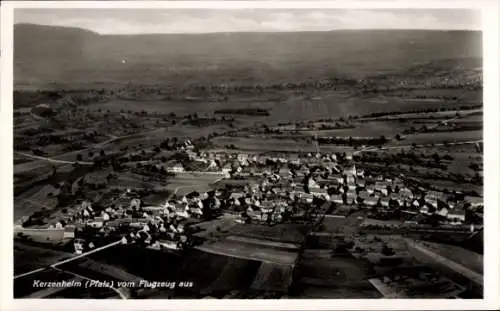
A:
229,223,308,244
293,251,381,298
197,239,299,265
250,262,294,292
174,249,261,296
199,256,262,295
389,130,481,146
14,241,72,274
212,136,354,153
417,241,483,274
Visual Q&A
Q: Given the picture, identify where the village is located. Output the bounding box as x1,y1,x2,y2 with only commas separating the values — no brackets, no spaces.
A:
15,138,484,258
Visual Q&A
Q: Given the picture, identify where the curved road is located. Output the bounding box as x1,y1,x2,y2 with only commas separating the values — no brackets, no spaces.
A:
15,151,94,166
15,127,172,174
353,139,483,156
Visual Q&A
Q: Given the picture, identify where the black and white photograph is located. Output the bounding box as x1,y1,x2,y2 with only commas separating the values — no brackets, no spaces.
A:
2,1,499,309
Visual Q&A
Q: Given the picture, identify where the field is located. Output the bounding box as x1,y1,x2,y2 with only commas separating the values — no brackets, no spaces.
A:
212,136,354,153
250,262,294,292
166,172,224,196
14,241,72,274
389,130,482,146
417,241,483,275
229,223,308,244
197,239,299,265
193,214,239,239
294,251,381,298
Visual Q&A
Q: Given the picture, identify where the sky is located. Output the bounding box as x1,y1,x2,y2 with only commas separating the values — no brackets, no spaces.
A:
14,9,482,34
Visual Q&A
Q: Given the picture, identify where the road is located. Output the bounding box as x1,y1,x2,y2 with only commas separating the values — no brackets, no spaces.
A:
13,267,46,280
14,127,171,174
353,109,481,156
353,139,482,156
15,151,93,166
51,240,122,268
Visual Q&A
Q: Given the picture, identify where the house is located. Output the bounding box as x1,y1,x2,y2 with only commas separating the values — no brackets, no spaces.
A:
358,191,371,200
279,168,292,178
289,154,301,165
398,188,414,200
420,205,431,215
190,207,203,218
389,193,404,206
87,220,103,228
380,197,390,208
81,201,92,211
63,226,75,239
310,187,329,199
436,207,449,217
426,198,438,208
347,180,357,191
260,204,275,214
298,193,314,203
168,163,185,173
330,194,343,204
366,184,375,194
230,192,245,200
237,153,249,165
425,190,446,201
364,197,378,207
356,169,365,178
73,240,84,254
346,191,357,205
159,240,179,250
375,182,388,195
346,175,356,185
222,163,232,176
307,178,320,189
130,198,141,209
447,209,466,222
356,179,366,188
464,196,483,208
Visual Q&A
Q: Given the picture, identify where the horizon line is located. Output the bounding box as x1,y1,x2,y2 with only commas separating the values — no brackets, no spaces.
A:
14,22,482,35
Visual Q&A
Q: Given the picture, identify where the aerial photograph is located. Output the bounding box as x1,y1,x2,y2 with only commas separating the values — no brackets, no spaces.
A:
12,8,483,299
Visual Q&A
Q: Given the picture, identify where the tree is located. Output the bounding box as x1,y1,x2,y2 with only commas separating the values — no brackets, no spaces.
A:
469,162,480,171
100,150,105,157
381,244,395,256
76,154,83,162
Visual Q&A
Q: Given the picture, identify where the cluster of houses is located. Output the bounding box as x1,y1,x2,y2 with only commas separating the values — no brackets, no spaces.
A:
19,141,483,253
36,191,212,253
165,147,483,226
